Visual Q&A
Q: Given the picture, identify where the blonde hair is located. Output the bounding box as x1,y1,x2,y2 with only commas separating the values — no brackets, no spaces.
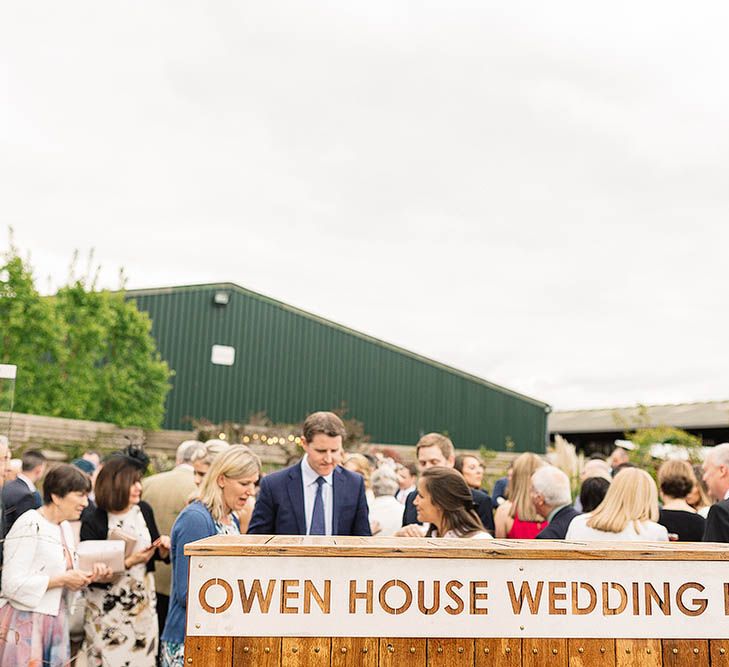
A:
508,453,545,521
191,440,230,466
587,467,658,533
343,453,372,489
198,445,260,522
416,433,455,461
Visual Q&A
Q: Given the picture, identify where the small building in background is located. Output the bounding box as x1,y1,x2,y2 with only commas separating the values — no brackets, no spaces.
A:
127,282,550,451
549,401,729,454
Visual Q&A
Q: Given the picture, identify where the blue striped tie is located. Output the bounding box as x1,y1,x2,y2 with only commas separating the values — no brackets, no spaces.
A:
310,477,326,535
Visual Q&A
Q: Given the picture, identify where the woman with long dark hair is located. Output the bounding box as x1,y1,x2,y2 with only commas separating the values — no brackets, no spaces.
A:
414,467,492,539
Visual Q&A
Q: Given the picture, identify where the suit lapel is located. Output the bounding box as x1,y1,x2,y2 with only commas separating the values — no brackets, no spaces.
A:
287,464,307,535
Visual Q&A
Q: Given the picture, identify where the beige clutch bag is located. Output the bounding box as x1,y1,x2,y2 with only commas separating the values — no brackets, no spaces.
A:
76,540,125,574
108,527,138,558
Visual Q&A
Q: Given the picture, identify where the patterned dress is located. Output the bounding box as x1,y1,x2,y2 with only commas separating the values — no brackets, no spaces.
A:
83,505,158,667
160,514,239,667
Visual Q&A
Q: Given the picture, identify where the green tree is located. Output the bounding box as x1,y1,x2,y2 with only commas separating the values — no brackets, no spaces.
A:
0,251,68,416
1,243,171,428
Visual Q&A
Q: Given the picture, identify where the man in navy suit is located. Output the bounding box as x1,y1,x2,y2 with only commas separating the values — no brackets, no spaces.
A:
2,449,46,537
397,433,495,536
248,412,371,536
531,465,580,540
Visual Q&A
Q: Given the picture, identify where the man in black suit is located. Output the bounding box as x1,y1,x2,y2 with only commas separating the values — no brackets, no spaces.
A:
397,433,494,536
702,443,729,542
531,465,580,539
2,449,46,536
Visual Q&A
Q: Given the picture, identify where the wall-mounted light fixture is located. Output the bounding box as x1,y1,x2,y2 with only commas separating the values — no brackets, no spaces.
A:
213,291,230,306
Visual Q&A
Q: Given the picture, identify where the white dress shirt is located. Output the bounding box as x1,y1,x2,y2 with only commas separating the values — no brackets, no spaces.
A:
565,513,668,542
395,485,416,504
17,472,37,493
301,455,334,536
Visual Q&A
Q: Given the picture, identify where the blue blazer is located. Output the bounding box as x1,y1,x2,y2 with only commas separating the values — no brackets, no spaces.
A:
161,501,239,645
247,463,371,536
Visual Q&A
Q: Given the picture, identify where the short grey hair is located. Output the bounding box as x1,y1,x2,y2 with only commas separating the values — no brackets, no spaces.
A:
531,465,572,507
707,443,729,468
371,467,399,497
177,440,204,465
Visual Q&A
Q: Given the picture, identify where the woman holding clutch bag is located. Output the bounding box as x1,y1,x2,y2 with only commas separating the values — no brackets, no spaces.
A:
0,464,111,667
80,447,170,667
161,445,260,667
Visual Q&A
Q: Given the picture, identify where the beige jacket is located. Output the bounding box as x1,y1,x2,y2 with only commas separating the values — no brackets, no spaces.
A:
142,465,197,596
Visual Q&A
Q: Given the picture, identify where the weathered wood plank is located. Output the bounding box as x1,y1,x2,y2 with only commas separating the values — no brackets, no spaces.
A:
427,638,474,666
523,638,568,667
568,639,615,666
184,534,729,560
474,638,522,667
331,637,378,667
233,637,280,667
281,637,331,666
184,636,233,667
661,639,709,667
379,638,426,667
710,640,729,664
615,639,661,667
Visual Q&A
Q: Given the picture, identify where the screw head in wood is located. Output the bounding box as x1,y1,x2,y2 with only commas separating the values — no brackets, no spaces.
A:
216,647,222,653
673,648,678,654
532,648,538,654
410,647,416,654
484,648,490,655
314,647,320,653
437,647,443,654
626,648,631,654
292,647,298,653
552,648,558,655
458,647,464,654
647,649,652,654
600,647,606,654
362,647,368,654
721,648,726,655
187,660,193,665
694,648,700,654
578,647,584,653
341,647,347,654
505,647,511,654
242,647,249,654
264,647,271,654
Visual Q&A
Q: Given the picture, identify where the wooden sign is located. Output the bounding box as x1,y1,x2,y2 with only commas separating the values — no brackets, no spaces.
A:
186,552,729,639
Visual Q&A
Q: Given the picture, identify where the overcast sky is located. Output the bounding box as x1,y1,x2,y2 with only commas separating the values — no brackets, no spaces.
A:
2,2,728,411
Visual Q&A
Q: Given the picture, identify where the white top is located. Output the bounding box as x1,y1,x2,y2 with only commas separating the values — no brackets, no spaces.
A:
565,513,669,542
441,529,493,540
369,495,406,537
301,455,333,536
0,509,77,615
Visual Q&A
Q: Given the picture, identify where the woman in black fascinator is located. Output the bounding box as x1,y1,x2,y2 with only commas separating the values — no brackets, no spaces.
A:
79,444,170,667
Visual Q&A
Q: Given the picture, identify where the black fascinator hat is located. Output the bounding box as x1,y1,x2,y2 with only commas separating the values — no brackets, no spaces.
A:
111,444,150,472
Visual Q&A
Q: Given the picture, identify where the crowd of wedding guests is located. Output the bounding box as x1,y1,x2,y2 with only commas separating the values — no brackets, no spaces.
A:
1,413,729,666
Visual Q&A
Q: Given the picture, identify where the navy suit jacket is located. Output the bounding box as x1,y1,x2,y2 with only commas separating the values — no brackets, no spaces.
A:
247,462,371,536
704,499,729,542
536,505,581,540
2,477,41,537
402,487,495,533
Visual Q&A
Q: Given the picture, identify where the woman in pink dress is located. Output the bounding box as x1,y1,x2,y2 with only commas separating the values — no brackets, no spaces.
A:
494,453,547,538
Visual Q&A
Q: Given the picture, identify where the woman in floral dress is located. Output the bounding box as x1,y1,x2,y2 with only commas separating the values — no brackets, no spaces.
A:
80,447,169,667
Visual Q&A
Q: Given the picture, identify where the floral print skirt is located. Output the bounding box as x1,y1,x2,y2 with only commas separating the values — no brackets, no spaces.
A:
0,597,70,667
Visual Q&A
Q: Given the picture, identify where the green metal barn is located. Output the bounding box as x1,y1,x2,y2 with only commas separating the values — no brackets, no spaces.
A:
127,283,549,451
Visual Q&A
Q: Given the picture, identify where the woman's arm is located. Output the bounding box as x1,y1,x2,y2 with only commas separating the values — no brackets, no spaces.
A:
494,501,513,538
171,510,211,610
2,516,53,607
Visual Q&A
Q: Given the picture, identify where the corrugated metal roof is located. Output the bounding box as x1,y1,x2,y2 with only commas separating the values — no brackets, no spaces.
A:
126,282,549,410
549,400,729,434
